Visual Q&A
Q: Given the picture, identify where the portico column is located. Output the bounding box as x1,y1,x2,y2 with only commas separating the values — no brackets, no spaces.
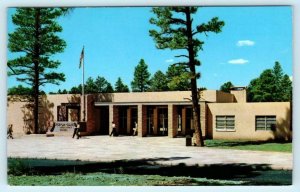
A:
168,104,177,138
137,104,147,137
113,106,119,133
153,107,158,135
182,107,187,135
127,108,132,134
109,104,113,134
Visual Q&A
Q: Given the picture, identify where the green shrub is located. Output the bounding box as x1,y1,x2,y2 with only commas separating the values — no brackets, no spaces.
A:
8,159,30,176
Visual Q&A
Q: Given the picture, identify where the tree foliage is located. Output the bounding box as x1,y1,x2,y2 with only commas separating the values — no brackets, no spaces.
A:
247,62,292,102
8,8,69,133
115,77,129,92
220,81,234,93
131,59,151,92
150,7,224,146
150,70,168,91
7,85,33,96
166,65,190,91
69,76,114,94
69,84,82,94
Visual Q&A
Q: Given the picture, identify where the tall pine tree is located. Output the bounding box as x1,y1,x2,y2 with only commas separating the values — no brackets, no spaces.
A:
8,8,69,133
115,77,129,92
150,7,224,146
131,59,151,92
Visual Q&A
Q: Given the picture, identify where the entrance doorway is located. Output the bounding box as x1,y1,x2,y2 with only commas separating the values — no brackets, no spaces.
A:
117,106,138,135
158,107,168,136
146,107,154,135
57,103,80,122
186,107,194,134
95,106,109,135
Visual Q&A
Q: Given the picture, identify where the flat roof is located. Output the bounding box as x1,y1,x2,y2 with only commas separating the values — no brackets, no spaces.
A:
94,101,193,106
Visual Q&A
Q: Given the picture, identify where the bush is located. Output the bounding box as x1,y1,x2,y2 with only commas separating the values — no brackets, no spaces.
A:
8,159,30,176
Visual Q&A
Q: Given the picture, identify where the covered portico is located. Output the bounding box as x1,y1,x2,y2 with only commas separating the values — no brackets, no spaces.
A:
93,101,195,138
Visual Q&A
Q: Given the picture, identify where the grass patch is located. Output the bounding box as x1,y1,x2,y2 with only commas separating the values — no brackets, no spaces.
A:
7,158,292,186
205,139,292,152
8,172,246,186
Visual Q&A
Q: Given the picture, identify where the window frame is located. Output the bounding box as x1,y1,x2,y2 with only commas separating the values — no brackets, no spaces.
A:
255,115,276,131
215,115,236,132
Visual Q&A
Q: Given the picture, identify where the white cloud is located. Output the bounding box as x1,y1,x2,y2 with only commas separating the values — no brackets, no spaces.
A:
289,76,293,81
165,59,174,63
237,40,255,47
228,59,249,64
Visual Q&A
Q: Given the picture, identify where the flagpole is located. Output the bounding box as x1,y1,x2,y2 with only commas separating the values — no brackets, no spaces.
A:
82,46,85,122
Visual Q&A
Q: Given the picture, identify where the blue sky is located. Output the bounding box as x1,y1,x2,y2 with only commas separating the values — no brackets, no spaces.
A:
7,6,292,93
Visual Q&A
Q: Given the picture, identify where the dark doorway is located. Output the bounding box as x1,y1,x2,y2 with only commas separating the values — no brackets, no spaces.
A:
158,107,168,136
146,107,154,135
57,103,80,122
95,106,109,135
186,107,194,134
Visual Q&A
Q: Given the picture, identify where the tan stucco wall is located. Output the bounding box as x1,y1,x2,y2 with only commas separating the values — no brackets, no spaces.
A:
230,89,247,103
95,91,192,103
95,90,235,104
7,100,28,136
207,102,291,140
216,91,236,103
7,94,81,135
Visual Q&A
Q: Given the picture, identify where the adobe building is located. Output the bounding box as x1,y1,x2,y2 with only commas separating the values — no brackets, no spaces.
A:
7,88,292,141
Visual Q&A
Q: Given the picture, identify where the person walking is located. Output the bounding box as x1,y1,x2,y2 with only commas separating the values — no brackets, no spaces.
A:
7,124,13,139
109,121,117,136
72,122,81,139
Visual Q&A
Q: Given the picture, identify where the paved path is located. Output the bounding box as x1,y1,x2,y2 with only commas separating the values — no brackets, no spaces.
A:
7,135,292,170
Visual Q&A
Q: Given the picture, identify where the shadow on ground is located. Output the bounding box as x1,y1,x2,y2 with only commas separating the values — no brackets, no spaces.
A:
8,157,292,185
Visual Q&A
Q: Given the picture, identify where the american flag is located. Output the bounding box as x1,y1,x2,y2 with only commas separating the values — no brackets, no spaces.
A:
79,47,84,68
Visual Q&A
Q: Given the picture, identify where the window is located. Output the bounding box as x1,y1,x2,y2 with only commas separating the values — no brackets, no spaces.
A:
216,116,235,131
256,116,276,131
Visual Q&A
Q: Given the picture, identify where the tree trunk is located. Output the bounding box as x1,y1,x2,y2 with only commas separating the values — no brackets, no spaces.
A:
33,8,41,134
185,7,204,147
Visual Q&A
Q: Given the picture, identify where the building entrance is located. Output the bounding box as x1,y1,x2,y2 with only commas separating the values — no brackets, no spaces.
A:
95,106,109,135
57,103,80,122
158,107,168,136
117,106,138,135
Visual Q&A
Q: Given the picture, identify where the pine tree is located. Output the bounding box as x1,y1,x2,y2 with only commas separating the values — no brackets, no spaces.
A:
8,8,69,133
94,76,114,93
115,77,129,92
131,59,151,92
273,61,284,100
150,7,224,146
85,77,97,94
247,62,292,102
281,74,292,101
166,65,190,91
150,70,168,91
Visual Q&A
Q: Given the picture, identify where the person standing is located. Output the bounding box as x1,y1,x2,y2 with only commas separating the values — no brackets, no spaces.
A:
132,121,138,136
